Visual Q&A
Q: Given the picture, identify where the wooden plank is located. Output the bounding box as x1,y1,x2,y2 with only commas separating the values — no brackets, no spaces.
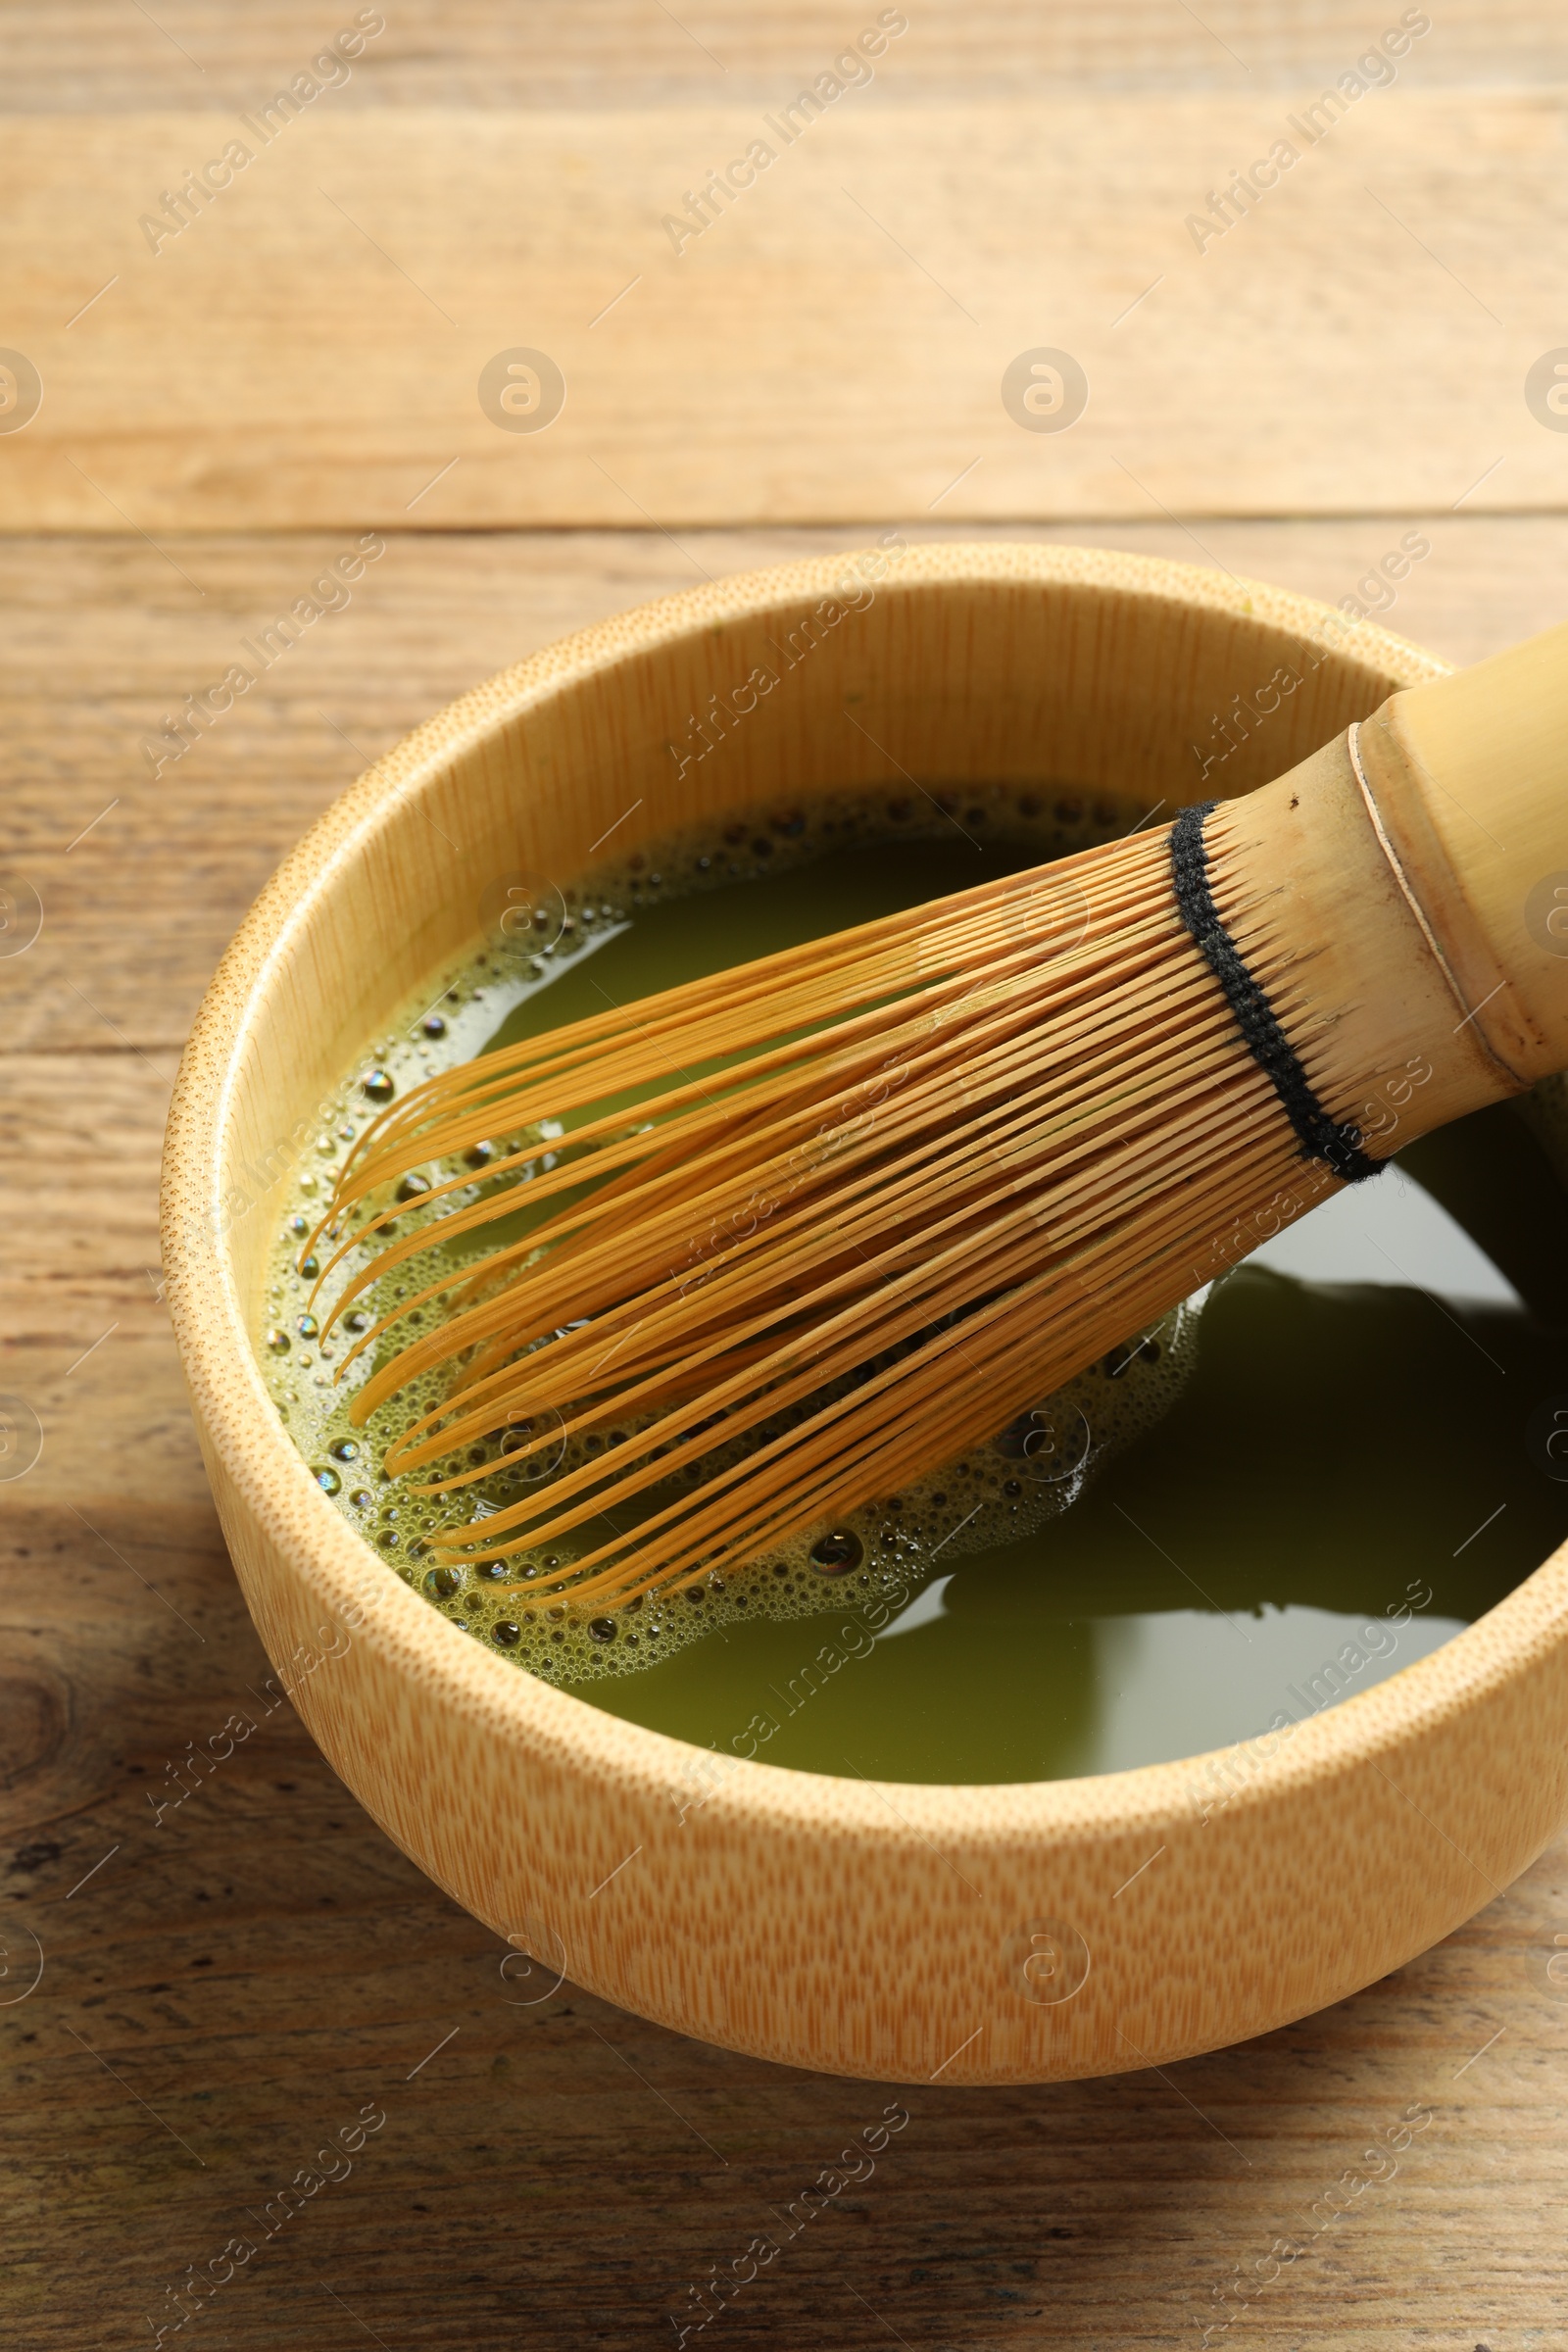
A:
6,523,1568,2345
3,95,1568,529
8,517,1568,1071
6,515,1568,1536
3,1492,1562,2352
3,1488,1565,2352
7,0,1563,112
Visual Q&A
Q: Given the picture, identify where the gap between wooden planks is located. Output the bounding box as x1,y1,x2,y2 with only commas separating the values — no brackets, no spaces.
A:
1,94,1566,529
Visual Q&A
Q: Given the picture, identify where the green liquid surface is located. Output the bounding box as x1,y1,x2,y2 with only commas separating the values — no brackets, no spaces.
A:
573,1238,1563,1781
263,813,1568,1785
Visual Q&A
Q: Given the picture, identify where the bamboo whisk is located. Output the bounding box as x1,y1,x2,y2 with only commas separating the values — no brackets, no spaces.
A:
307,621,1568,1610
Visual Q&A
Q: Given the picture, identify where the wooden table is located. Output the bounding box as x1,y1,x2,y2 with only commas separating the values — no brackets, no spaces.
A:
7,11,1568,2347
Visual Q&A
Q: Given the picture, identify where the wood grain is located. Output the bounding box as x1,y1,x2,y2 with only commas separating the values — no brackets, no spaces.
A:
8,524,1568,2339
3,92,1567,530
7,1,1564,112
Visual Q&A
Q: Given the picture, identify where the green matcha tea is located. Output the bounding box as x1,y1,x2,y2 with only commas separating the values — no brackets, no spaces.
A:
259,785,1568,1784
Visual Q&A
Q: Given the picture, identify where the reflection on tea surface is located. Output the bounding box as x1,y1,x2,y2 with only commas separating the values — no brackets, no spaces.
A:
576,1119,1568,1782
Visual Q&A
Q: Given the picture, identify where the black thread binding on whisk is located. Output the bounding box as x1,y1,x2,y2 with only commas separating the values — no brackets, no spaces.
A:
1170,801,1378,1184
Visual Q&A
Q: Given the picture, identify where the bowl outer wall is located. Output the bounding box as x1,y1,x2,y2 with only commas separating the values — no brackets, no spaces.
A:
160,541,1568,2084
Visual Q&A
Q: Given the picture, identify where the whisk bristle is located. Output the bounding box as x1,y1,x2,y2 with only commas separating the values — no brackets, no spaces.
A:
306,817,1329,1611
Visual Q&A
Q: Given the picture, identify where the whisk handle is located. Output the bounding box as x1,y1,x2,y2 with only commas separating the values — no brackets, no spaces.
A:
1356,619,1568,1088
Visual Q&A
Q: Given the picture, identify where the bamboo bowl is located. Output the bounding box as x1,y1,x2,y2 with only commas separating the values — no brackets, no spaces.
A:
162,543,1568,2085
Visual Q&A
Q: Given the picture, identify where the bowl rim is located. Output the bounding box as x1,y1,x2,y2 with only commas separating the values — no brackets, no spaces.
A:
162,536,1568,1845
